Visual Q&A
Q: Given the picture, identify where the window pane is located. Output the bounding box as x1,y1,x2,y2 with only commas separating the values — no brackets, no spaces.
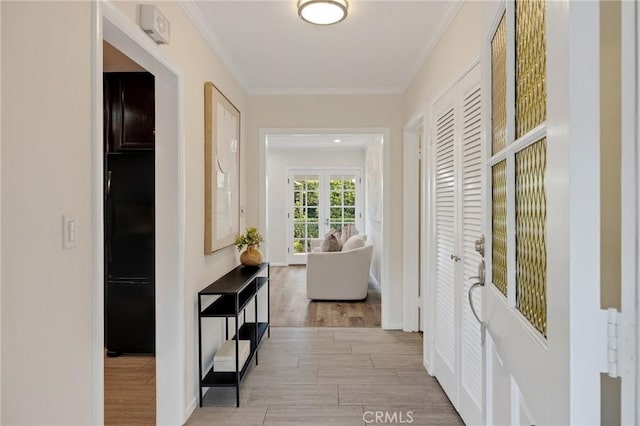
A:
307,191,318,207
330,207,342,219
515,0,547,138
344,208,356,220
492,160,508,296
294,223,305,238
344,179,356,191
492,13,507,154
344,191,355,206
515,138,547,337
308,224,319,238
293,240,305,254
307,179,319,191
330,179,343,191
307,207,318,220
332,191,343,207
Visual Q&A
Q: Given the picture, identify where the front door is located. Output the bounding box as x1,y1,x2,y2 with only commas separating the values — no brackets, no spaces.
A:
287,169,362,264
483,1,603,424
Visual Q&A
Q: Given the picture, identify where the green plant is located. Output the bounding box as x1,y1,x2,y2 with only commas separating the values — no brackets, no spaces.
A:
235,227,264,251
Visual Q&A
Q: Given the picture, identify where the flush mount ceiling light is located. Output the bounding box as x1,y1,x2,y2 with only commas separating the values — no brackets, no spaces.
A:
298,0,348,25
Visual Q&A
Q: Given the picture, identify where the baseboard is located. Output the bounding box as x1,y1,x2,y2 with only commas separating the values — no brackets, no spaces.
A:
382,322,403,330
269,262,288,267
184,396,197,424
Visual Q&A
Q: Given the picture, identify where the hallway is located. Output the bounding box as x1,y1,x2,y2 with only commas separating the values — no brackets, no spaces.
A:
187,327,462,425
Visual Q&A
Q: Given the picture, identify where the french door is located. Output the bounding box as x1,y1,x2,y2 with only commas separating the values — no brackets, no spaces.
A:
432,64,483,425
286,169,362,264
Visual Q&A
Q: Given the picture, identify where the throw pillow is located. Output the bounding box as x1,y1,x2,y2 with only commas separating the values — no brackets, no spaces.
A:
340,224,359,246
342,235,365,251
321,232,342,252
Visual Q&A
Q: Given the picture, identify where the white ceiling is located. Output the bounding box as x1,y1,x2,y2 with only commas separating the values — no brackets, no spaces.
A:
180,1,461,95
268,133,376,151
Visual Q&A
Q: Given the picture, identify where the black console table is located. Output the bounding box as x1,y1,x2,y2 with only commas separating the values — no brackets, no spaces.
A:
197,262,270,407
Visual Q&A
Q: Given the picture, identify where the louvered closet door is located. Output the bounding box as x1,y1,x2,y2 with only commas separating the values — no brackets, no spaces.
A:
458,67,483,426
431,64,484,426
433,89,458,403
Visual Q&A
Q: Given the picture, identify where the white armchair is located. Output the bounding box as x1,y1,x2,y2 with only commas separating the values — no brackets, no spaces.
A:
306,243,374,300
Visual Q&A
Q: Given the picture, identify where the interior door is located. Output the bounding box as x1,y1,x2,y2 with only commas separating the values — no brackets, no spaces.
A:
431,64,484,425
287,170,362,264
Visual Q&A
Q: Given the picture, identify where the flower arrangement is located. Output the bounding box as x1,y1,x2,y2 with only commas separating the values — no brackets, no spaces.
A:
235,227,264,252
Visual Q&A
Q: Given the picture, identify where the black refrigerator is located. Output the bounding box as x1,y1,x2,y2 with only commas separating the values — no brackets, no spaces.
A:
105,151,155,356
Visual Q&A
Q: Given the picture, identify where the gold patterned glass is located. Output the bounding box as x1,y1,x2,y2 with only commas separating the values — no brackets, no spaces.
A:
492,160,508,296
492,13,507,155
515,0,547,138
515,139,547,337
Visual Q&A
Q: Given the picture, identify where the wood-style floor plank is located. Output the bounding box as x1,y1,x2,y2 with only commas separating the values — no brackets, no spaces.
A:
186,328,463,425
104,354,155,426
270,266,381,327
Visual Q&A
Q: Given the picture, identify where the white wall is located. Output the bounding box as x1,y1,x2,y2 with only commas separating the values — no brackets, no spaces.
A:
248,95,404,327
266,149,365,265
2,2,94,424
365,136,383,284
2,1,250,423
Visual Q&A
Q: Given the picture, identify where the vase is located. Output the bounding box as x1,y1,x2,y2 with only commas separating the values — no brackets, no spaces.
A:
240,245,263,266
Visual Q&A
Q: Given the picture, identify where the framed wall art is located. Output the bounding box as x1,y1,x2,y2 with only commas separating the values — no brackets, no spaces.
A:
204,82,240,254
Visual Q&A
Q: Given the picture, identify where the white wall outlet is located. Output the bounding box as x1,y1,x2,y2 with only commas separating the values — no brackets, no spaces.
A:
62,215,77,249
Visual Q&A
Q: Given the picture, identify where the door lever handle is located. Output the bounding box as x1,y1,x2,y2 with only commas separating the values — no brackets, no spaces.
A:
450,254,461,262
468,282,486,345
468,260,486,344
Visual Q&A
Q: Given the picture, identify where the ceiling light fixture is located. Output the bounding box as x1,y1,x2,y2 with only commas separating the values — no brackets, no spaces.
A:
298,0,348,25
333,139,342,143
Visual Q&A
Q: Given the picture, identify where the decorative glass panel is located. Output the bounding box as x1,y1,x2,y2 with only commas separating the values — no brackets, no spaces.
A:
492,13,507,155
492,160,508,296
515,0,547,138
516,138,547,336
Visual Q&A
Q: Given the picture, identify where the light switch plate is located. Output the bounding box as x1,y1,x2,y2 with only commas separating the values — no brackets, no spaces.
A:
63,215,77,249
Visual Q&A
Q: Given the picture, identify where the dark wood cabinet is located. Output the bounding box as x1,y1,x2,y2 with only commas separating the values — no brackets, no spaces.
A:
104,72,155,152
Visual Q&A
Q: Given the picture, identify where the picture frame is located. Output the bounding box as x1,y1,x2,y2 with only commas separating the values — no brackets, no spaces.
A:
204,82,241,254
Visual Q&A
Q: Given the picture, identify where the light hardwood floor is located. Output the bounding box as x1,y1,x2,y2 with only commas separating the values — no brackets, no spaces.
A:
270,266,381,327
187,327,463,426
104,354,155,425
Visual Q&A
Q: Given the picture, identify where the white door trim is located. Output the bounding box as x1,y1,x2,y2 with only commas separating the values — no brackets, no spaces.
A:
403,110,426,332
259,127,394,328
92,2,187,424
621,0,639,422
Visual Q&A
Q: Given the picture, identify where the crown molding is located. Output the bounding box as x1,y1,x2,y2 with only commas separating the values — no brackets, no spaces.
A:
177,0,250,92
249,87,404,96
401,0,464,93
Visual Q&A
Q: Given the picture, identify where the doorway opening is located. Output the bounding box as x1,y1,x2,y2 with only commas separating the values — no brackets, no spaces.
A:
261,131,389,328
102,40,156,424
94,3,186,425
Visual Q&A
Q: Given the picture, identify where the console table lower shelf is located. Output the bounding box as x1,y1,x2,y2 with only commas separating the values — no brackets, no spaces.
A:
201,322,269,387
197,263,270,407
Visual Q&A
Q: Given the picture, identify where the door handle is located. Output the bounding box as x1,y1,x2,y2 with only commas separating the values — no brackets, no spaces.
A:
468,260,486,344
450,254,461,262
